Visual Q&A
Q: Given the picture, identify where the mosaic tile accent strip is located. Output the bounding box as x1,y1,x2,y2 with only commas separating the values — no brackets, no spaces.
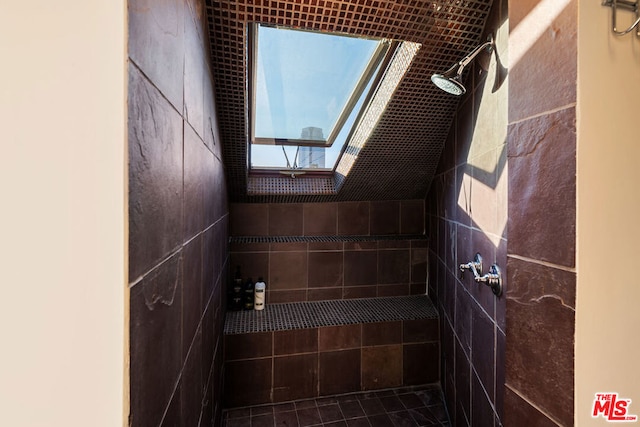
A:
224,295,437,335
229,235,427,244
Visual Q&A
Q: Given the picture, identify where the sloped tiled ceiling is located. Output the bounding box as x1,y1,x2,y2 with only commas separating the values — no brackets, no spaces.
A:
204,0,493,203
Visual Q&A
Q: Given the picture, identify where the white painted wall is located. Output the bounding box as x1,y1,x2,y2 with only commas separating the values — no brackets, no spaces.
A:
576,2,640,425
0,1,127,426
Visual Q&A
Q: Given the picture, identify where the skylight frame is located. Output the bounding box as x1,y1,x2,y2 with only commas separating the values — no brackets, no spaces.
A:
247,24,393,165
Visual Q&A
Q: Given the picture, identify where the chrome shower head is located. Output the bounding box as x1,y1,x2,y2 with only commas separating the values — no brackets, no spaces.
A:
431,71,466,96
431,35,494,96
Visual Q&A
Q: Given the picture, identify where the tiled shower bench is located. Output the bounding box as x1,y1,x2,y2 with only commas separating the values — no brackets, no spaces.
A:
223,295,440,408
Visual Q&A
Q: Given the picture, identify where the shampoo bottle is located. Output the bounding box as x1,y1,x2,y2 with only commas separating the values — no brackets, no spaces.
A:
254,277,266,311
243,277,254,310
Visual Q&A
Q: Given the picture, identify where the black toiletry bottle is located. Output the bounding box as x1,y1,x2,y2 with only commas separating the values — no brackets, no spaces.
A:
243,277,254,310
230,266,243,311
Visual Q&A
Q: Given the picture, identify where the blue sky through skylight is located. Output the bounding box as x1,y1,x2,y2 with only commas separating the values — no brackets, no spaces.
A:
251,25,381,169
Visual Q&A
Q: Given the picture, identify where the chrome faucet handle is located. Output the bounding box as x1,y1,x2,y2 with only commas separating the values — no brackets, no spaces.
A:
459,253,483,276
475,264,503,296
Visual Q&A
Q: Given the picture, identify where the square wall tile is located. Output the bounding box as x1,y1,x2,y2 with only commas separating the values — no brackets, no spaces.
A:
400,200,425,234
378,250,410,284
308,252,343,288
344,251,377,286
274,354,318,402
319,325,361,351
269,204,303,236
274,328,318,355
403,343,439,386
362,345,402,390
338,202,370,236
270,252,308,290
370,201,400,235
230,204,269,237
230,252,269,287
403,318,439,343
304,203,338,236
319,350,361,396
224,332,273,361
224,359,273,407
362,321,402,346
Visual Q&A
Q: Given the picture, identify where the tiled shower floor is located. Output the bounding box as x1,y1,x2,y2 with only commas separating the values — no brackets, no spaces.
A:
223,385,451,427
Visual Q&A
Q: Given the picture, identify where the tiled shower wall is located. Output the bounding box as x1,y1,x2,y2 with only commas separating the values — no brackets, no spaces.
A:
128,0,229,426
505,0,576,425
229,200,427,303
426,1,507,426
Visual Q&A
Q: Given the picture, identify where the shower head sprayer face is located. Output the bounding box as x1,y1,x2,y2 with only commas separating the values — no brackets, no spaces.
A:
430,73,466,96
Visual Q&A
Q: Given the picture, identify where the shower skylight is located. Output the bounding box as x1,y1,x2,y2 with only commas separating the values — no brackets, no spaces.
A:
249,24,391,171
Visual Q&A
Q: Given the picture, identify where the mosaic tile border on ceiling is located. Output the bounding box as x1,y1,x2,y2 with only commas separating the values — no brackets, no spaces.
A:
205,0,493,203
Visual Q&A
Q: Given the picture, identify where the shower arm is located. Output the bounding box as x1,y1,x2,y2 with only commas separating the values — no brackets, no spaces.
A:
447,37,495,77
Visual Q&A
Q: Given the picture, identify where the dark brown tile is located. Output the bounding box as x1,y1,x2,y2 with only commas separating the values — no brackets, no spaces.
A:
275,410,300,427
370,201,400,235
359,398,386,416
308,288,343,301
508,0,576,123
274,354,318,402
505,266,575,425
225,332,273,361
183,125,207,241
274,328,318,355
227,417,251,427
403,343,439,386
377,284,410,297
130,253,183,427
128,64,184,280
378,240,410,249
224,359,272,407
228,408,252,419
270,242,308,252
183,6,204,139
368,414,395,427
409,283,426,296
379,396,405,413
297,407,322,427
397,393,423,410
324,421,348,427
231,242,271,253
410,248,427,284
454,287,472,355
252,406,274,416
318,404,344,423
408,407,438,426
344,241,377,250
295,399,317,410
362,321,402,346
340,401,365,419
346,418,371,427
362,345,403,390
317,396,340,406
230,252,269,287
503,386,557,427
471,372,495,427
402,319,439,343
128,0,184,109
343,286,377,299
378,250,410,285
496,329,506,423
160,380,181,427
230,204,269,237
304,203,338,236
270,251,308,290
319,350,361,396
253,414,276,427
344,251,377,286
269,204,304,236
180,336,202,427
400,200,425,235
182,236,202,357
319,325,361,351
338,201,370,236
508,108,576,267
454,340,471,426
274,403,296,413
309,241,343,251
308,252,343,288
471,305,495,401
268,289,307,304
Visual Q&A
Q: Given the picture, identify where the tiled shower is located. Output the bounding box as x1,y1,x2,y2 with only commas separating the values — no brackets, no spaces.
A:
126,0,579,426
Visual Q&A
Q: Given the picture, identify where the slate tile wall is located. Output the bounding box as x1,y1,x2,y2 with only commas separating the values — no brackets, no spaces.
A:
128,0,229,425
